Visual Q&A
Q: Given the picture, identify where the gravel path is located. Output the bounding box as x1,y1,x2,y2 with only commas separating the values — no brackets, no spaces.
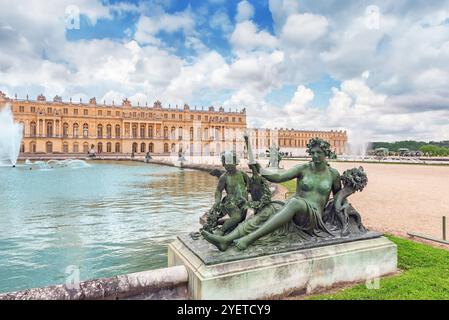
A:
273,160,449,243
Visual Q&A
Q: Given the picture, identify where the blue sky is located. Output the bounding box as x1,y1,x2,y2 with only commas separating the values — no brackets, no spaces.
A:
67,0,338,109
1,0,449,142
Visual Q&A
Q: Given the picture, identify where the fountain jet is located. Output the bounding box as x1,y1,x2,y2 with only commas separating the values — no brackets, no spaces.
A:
0,104,23,167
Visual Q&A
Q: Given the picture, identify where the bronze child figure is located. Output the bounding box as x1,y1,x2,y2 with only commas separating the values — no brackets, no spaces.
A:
324,166,368,236
211,151,250,236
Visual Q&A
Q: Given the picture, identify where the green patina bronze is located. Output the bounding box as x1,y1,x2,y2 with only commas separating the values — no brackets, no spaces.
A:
192,150,274,238
195,137,373,253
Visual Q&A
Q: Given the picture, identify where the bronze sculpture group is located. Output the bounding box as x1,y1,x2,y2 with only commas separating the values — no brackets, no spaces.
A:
194,135,369,252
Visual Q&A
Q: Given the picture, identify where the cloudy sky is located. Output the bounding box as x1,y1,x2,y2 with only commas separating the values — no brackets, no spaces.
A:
1,0,449,142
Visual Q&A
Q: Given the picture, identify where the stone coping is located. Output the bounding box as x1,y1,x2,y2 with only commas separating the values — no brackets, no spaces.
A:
178,231,384,266
0,265,188,300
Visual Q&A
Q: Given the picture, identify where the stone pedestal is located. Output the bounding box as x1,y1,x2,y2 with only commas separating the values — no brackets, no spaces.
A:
168,236,397,300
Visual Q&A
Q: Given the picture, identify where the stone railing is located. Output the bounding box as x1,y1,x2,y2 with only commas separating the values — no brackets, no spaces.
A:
0,265,188,300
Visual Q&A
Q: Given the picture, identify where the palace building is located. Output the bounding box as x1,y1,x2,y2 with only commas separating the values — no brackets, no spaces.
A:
1,92,247,156
2,91,348,157
248,128,348,156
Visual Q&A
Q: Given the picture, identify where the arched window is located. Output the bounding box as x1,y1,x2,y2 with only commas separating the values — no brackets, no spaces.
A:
106,124,112,138
73,123,79,138
97,124,103,138
163,126,168,139
163,143,169,153
20,143,25,153
106,142,112,153
83,142,89,153
39,119,43,136
19,122,25,136
83,124,89,138
55,120,59,136
46,122,53,138
148,126,153,138
97,142,103,153
149,143,154,153
29,141,36,153
115,125,121,138
171,126,176,139
140,143,146,153
132,124,138,138
46,141,53,153
190,127,194,140
197,128,201,141
63,123,69,137
115,142,121,153
132,142,138,153
216,143,221,155
30,122,37,137
73,143,79,153
171,143,176,152
140,124,146,138
178,127,183,140
63,142,69,153
214,128,219,140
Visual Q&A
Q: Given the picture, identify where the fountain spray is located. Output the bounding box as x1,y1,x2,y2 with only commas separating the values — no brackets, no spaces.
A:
0,104,23,167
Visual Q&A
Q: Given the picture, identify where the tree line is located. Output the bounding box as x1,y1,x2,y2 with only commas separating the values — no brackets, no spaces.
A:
371,140,449,156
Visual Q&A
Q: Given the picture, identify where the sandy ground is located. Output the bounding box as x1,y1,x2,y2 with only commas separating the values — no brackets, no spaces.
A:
273,159,449,243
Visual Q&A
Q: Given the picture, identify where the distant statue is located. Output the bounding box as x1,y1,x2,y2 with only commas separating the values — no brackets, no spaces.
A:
267,145,282,169
178,148,186,162
88,146,96,158
145,152,152,163
201,138,369,251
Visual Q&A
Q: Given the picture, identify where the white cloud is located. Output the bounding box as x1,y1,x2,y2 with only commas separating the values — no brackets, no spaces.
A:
284,85,314,114
236,1,255,22
129,92,150,106
281,13,329,45
134,10,195,45
230,21,278,52
210,9,233,33
268,0,301,32
162,51,228,103
100,91,126,105
414,68,449,90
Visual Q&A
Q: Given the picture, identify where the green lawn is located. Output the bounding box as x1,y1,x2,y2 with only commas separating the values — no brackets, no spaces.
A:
281,181,449,300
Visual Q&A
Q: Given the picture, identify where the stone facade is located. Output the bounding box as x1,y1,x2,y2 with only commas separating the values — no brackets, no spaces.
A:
249,128,348,156
2,92,348,156
1,92,247,155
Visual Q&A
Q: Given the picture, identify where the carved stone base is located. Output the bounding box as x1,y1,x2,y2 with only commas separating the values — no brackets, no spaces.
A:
168,236,397,300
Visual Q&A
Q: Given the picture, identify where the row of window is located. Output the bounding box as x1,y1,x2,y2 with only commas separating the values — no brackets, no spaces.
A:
29,122,98,138
16,106,243,122
27,122,240,141
26,141,123,154
278,139,345,147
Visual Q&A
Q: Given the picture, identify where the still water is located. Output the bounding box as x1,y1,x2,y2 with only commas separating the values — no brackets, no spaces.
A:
0,161,216,293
